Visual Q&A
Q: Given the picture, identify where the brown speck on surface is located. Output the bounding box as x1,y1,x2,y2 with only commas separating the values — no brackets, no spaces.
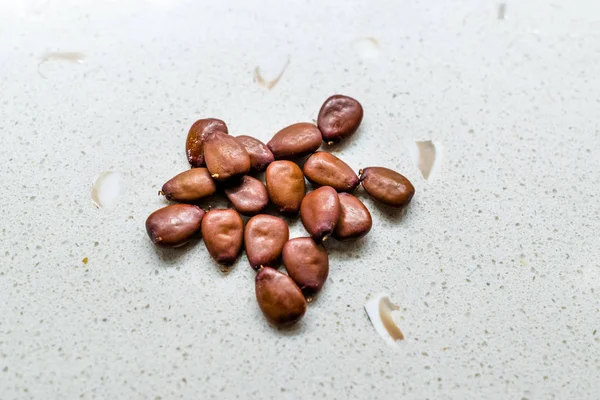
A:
416,141,436,180
254,57,290,90
218,265,232,274
82,257,88,264
497,3,507,20
38,51,86,78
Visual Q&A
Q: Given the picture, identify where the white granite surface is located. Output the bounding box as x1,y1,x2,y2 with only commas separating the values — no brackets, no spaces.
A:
1,0,599,398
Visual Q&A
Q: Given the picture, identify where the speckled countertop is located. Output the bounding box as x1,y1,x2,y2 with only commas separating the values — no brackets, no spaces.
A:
1,0,599,399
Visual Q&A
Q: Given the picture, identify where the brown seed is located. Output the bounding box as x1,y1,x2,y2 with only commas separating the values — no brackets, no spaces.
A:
333,193,372,241
204,132,251,181
244,215,289,270
282,237,329,296
300,186,341,242
267,122,323,159
236,135,274,172
317,95,363,143
146,204,205,248
185,118,228,167
360,167,415,208
160,168,217,203
224,176,269,216
201,209,244,265
265,161,306,214
255,267,307,326
303,151,359,192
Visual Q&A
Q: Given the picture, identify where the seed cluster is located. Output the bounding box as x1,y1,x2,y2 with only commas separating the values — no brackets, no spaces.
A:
146,95,415,327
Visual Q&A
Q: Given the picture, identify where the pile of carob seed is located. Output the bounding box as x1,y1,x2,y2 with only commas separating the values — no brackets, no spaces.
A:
146,95,415,327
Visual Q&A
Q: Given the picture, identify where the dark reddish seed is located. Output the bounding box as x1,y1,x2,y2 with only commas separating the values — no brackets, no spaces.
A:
244,215,289,270
265,160,306,215
333,193,372,241
303,151,359,192
267,122,323,160
299,186,341,242
161,168,216,203
255,267,307,326
146,204,205,248
282,237,329,297
224,175,269,216
317,95,363,144
201,209,244,265
360,167,415,208
204,132,251,181
185,118,228,167
236,135,274,172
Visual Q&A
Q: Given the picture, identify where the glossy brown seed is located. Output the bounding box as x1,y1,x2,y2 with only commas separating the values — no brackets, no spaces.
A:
145,204,205,248
186,118,228,167
333,193,372,241
160,168,217,203
244,215,289,270
303,151,359,192
300,186,341,242
236,135,274,172
201,209,244,265
255,267,307,326
282,237,329,296
204,132,251,181
224,176,269,216
360,167,415,208
317,95,363,143
267,122,323,159
265,161,306,214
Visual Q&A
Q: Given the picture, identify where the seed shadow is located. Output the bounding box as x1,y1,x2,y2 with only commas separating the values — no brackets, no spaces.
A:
273,320,306,336
261,201,301,223
196,189,230,211
151,236,201,266
324,235,370,261
319,127,361,153
371,201,409,223
353,186,409,223
292,154,311,169
214,262,237,276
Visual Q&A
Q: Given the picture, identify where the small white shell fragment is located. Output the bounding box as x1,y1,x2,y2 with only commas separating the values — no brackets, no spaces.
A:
353,37,380,59
364,293,404,346
91,171,125,209
409,140,443,180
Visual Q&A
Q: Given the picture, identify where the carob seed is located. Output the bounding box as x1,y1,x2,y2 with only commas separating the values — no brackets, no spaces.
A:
161,168,216,203
300,186,341,242
224,175,269,216
282,237,329,296
204,132,251,181
267,122,322,159
265,160,306,215
303,151,359,192
255,266,307,326
359,167,415,208
146,204,205,248
201,209,244,265
333,193,372,241
185,118,228,167
244,214,289,270
236,135,274,172
317,95,363,144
